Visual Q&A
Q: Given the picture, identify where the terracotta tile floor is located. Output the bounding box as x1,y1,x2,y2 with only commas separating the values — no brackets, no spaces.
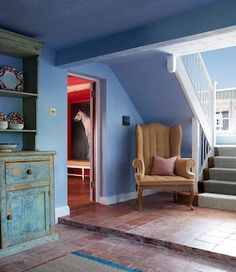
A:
1,224,236,272
68,176,94,210
59,193,236,263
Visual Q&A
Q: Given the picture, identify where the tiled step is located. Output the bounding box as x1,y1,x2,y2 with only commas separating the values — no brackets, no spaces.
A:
214,156,236,169
209,168,236,181
217,146,236,157
203,180,236,195
59,215,236,265
198,193,236,212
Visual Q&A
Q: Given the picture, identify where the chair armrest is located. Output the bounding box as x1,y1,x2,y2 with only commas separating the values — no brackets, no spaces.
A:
132,158,145,181
175,158,195,179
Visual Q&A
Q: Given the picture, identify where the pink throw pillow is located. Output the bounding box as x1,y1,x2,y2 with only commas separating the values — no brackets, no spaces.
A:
151,155,177,176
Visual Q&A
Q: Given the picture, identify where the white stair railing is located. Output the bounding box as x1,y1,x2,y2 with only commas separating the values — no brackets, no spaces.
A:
181,54,214,129
167,53,215,187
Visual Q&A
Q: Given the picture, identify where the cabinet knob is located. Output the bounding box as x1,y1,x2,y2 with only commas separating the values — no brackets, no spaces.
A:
27,169,32,175
7,214,13,220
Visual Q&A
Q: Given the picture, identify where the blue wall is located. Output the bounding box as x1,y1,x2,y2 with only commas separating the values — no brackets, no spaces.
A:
110,52,193,157
69,63,143,196
37,48,68,208
0,49,193,205
0,50,144,205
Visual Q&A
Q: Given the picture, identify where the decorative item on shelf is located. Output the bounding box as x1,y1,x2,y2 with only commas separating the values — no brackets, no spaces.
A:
8,112,24,130
0,112,8,129
0,143,18,152
0,66,24,92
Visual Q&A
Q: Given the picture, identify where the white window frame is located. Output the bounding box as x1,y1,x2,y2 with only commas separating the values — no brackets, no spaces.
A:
215,110,230,133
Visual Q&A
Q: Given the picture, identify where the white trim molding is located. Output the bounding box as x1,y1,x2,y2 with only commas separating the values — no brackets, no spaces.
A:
98,190,156,205
192,117,200,190
167,54,176,73
169,55,212,145
67,72,101,203
55,206,70,223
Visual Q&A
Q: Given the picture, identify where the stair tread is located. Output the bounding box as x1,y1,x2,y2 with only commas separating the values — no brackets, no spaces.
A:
205,179,236,185
198,192,236,211
213,157,236,169
215,156,236,158
217,147,236,157
199,192,236,200
210,168,236,171
208,168,236,182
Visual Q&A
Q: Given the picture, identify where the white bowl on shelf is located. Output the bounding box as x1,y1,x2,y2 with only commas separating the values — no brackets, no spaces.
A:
0,143,17,152
9,123,24,130
0,121,8,130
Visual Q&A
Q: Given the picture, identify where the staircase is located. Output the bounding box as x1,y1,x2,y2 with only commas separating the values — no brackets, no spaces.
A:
168,53,215,184
198,146,236,211
169,53,236,212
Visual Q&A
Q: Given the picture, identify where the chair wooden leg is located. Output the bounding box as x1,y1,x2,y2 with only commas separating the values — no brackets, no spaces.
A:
189,187,195,210
137,187,143,210
173,191,177,203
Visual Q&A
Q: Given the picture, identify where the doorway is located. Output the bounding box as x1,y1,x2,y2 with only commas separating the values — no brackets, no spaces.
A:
67,74,96,211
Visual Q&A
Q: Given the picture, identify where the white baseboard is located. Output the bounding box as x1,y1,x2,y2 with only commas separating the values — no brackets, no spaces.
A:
55,205,70,223
98,190,156,205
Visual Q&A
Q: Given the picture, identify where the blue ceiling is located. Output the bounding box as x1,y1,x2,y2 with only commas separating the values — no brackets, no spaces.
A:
1,0,222,50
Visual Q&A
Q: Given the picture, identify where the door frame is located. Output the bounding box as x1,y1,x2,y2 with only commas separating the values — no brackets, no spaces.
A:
67,72,101,203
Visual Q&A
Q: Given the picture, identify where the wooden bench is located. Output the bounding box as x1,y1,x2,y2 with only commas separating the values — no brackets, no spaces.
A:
67,160,90,180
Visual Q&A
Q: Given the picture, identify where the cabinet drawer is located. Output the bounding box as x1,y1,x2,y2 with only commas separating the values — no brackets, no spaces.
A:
6,161,50,184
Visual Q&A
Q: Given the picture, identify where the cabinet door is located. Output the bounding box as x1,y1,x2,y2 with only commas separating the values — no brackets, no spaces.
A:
5,186,50,247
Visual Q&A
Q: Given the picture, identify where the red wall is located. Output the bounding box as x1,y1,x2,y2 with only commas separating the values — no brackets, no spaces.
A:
68,89,90,159
68,76,91,86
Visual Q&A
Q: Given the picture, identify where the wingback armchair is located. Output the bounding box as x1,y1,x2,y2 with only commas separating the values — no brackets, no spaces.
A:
132,123,195,209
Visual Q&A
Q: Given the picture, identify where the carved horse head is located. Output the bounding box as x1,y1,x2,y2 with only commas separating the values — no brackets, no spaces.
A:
74,110,83,122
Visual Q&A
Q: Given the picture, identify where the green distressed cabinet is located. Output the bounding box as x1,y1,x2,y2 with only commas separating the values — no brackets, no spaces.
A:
0,151,57,257
0,29,58,257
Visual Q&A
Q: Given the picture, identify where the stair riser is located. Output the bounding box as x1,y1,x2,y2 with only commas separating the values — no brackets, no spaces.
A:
217,147,236,157
204,183,236,195
198,181,205,193
214,158,236,169
209,170,236,182
198,194,236,212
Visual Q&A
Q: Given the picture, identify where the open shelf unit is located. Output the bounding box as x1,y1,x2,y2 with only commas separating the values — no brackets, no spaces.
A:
0,89,38,98
0,28,43,150
0,129,37,133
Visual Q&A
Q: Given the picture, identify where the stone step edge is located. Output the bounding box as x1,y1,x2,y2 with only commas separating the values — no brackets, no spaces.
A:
210,167,236,171
214,156,236,159
204,179,236,183
198,192,236,200
58,216,236,265
200,180,236,185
